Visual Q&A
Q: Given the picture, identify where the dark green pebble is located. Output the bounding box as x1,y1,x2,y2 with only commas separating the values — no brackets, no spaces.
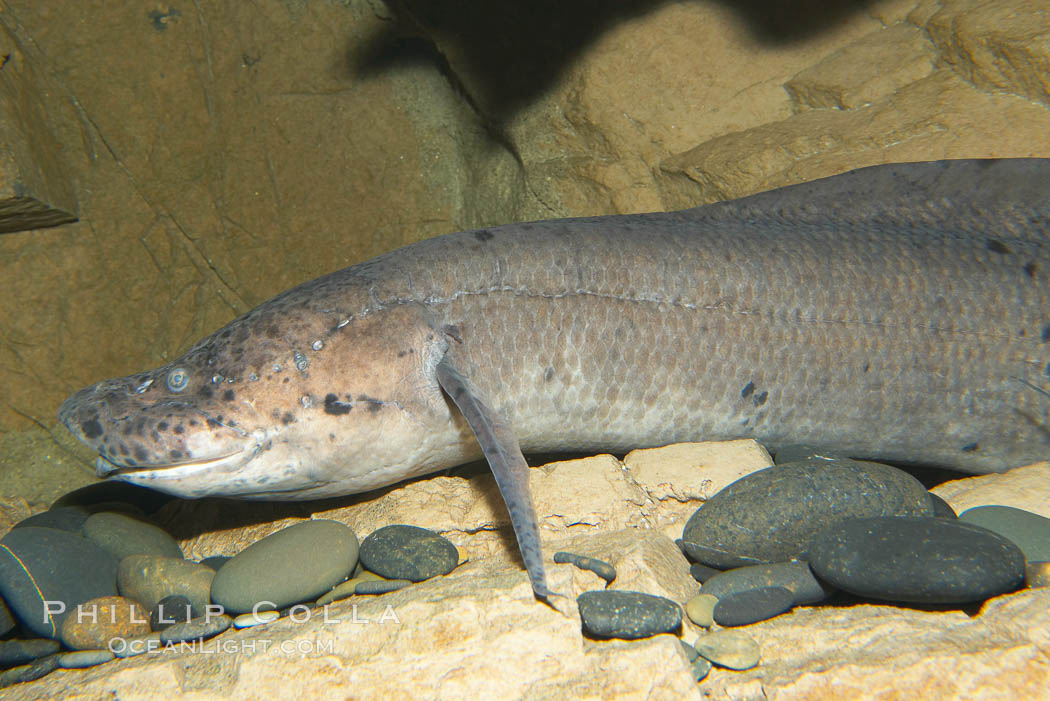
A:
576,590,681,640
960,505,1050,562
689,563,720,584
58,649,115,669
150,594,197,631
198,556,230,571
0,527,118,639
354,579,412,595
553,552,616,582
682,460,932,568
0,639,60,668
52,482,172,514
701,561,830,605
0,653,60,688
690,656,713,682
713,586,794,626
359,525,458,582
807,516,1026,603
159,614,232,645
83,512,183,560
928,493,958,519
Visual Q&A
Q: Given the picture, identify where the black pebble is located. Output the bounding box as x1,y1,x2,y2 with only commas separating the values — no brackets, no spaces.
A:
806,516,1026,604
928,493,958,519
553,551,616,582
0,639,60,668
198,556,231,571
359,525,459,582
712,586,794,626
702,561,831,605
682,460,932,568
689,563,721,584
576,590,682,639
0,527,118,639
150,594,197,632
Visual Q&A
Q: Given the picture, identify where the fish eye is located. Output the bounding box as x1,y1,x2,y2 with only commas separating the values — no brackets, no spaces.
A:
166,367,190,392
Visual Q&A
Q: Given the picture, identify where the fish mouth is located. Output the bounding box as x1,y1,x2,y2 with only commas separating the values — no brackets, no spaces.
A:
95,443,261,479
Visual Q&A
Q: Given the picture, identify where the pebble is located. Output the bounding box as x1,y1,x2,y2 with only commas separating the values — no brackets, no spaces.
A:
0,526,119,638
233,610,280,628
58,649,115,669
0,653,60,688
576,590,682,639
928,493,958,519
150,594,197,631
210,519,358,615
355,579,413,595
689,563,721,584
359,525,458,582
713,586,794,627
701,561,831,605
0,638,60,668
59,595,151,651
960,505,1050,562
83,511,183,560
316,572,384,605
553,552,616,582
13,506,97,533
0,597,14,638
118,554,215,614
159,614,232,645
807,516,1026,603
682,460,932,568
198,555,231,571
685,593,718,628
53,482,173,513
1027,561,1050,588
690,656,714,682
693,630,761,670
111,632,163,658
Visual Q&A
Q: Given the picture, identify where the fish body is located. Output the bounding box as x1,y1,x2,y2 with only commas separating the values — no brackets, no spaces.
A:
59,159,1050,597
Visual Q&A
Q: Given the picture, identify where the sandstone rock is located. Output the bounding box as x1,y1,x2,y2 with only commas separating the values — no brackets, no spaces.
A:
932,462,1050,517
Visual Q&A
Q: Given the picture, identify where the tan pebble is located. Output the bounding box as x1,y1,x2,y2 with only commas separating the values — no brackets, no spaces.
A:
685,593,718,628
693,630,760,670
59,596,150,651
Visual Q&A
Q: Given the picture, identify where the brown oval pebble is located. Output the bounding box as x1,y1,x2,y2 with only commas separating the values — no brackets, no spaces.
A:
59,596,150,651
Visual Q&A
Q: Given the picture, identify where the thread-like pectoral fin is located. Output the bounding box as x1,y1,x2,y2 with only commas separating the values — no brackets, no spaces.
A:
435,355,551,600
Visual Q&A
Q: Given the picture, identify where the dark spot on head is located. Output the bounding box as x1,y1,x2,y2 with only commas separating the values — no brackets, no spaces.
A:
443,325,463,343
1024,261,1038,278
1045,362,1050,378
134,446,149,462
81,419,103,439
1043,324,1050,342
986,239,1010,255
281,412,295,425
961,442,979,453
198,386,214,399
329,433,336,441
862,362,870,373
283,377,290,384
169,450,183,460
123,424,133,436
1020,329,1027,337
206,418,220,429
119,443,129,456
754,391,768,406
189,419,198,427
157,421,169,431
174,424,185,434
151,431,160,441
223,389,235,401
544,367,554,382
741,381,755,398
324,393,352,416
474,229,494,242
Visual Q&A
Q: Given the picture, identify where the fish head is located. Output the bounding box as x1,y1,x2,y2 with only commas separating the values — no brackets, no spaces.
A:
59,299,463,500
